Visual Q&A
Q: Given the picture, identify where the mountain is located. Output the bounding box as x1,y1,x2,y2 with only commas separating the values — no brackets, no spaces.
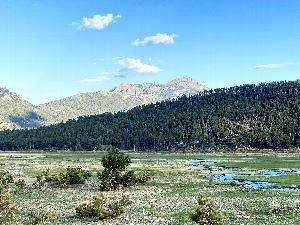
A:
1,80,299,151
37,77,207,124
0,77,207,130
0,88,43,130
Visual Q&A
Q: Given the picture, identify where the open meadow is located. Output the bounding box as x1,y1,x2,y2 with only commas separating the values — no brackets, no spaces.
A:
0,152,299,225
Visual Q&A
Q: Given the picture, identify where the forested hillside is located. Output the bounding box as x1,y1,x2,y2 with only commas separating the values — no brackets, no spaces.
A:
0,80,299,151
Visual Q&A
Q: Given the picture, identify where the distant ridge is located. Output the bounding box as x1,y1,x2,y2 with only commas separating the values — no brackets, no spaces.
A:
0,77,208,130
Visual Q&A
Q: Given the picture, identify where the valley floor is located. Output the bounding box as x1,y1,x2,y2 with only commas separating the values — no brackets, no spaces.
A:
0,152,299,225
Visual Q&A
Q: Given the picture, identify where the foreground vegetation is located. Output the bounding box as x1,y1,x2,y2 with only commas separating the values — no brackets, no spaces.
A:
1,80,300,151
0,151,299,224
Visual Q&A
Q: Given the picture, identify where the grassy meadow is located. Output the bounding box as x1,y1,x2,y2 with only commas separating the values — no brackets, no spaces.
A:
0,151,299,225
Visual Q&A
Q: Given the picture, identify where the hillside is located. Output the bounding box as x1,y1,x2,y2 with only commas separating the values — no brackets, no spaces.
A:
0,77,207,130
37,77,207,124
0,80,299,151
0,88,43,130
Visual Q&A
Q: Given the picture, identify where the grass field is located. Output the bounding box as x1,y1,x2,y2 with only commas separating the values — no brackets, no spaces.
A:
0,152,299,225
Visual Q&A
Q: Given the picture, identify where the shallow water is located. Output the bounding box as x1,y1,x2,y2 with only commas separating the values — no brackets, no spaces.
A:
188,160,300,191
189,160,214,167
208,170,300,191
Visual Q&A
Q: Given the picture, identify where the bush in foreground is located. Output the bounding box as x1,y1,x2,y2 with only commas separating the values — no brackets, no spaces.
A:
0,170,14,188
75,194,131,220
24,209,56,225
190,195,222,225
0,188,16,224
98,149,132,190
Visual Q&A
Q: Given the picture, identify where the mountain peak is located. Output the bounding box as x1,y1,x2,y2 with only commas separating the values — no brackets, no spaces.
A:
168,77,194,83
0,87,11,97
0,77,208,130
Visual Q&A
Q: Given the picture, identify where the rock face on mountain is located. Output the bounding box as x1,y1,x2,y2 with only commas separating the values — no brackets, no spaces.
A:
0,78,208,130
0,88,42,130
110,77,207,103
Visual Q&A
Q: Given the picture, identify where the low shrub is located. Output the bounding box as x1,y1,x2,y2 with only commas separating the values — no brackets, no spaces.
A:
190,195,222,225
270,201,284,214
120,170,137,187
33,175,46,188
136,173,151,184
15,179,26,189
33,167,91,188
24,209,56,225
64,167,91,185
0,189,16,224
75,194,131,220
0,170,14,188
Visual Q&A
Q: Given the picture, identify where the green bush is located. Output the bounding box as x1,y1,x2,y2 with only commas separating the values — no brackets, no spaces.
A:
0,189,16,224
64,167,91,185
190,195,222,225
33,175,46,188
136,173,151,184
33,167,91,188
98,150,150,190
0,170,14,188
75,194,131,220
24,209,56,225
121,170,137,187
15,179,26,189
98,149,131,191
120,171,151,187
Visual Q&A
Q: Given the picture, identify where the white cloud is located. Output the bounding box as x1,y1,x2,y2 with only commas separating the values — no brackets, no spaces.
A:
80,73,110,83
74,13,121,30
255,64,285,69
133,33,178,46
118,58,161,74
255,62,300,69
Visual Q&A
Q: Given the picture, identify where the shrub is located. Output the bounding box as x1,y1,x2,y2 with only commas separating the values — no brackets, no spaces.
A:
190,195,222,225
0,170,14,188
294,200,300,210
0,188,16,224
33,175,46,188
24,209,56,225
15,179,26,189
33,167,91,188
75,194,131,220
98,149,131,191
98,149,150,190
120,170,137,187
270,201,284,214
136,173,151,184
120,171,151,187
64,167,91,185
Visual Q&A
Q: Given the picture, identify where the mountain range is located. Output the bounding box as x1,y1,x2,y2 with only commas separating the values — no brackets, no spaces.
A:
0,77,207,130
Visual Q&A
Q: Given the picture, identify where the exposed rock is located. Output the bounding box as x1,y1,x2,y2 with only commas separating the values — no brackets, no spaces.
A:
0,77,208,129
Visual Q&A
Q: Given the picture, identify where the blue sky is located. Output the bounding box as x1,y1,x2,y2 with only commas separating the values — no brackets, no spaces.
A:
1,0,300,104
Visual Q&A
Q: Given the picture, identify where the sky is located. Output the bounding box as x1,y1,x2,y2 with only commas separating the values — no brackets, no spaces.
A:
1,0,300,104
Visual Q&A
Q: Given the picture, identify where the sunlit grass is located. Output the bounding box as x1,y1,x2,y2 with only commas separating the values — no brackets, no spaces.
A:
0,151,299,225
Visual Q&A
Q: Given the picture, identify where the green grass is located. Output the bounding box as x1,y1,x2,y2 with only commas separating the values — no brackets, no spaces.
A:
0,151,299,225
